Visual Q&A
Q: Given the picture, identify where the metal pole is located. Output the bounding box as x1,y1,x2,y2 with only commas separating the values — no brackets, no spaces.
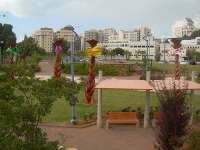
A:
145,38,148,80
97,70,103,129
0,41,4,64
164,40,166,63
0,46,2,64
70,36,77,125
70,40,75,81
144,71,151,128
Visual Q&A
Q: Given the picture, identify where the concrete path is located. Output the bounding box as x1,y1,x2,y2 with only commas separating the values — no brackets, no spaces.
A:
42,125,154,150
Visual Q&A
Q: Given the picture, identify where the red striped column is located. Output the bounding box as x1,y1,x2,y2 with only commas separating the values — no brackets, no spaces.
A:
85,39,98,105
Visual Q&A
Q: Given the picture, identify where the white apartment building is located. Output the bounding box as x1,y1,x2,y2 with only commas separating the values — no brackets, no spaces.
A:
101,26,155,60
173,18,198,38
139,27,152,41
56,25,80,51
102,28,117,43
33,28,54,53
103,39,156,60
112,27,151,42
181,37,200,52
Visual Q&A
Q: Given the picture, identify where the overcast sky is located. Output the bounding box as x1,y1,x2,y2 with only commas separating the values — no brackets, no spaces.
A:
0,0,200,41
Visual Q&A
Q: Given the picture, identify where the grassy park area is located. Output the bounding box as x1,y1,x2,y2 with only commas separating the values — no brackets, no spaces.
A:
44,89,200,123
151,63,200,74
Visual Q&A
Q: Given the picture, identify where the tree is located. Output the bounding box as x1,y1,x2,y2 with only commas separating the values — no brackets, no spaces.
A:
0,23,16,60
155,47,161,62
108,50,115,60
112,48,125,56
0,23,16,49
101,48,109,60
191,30,200,39
17,35,45,60
125,50,132,60
0,63,80,150
153,80,190,150
186,48,200,62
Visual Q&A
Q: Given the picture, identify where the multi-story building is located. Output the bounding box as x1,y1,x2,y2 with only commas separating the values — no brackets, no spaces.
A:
56,25,81,51
181,37,200,52
102,28,117,43
100,26,155,60
108,27,152,42
32,27,54,53
84,29,100,48
84,29,99,41
83,28,117,48
138,27,152,41
103,39,156,60
173,18,197,38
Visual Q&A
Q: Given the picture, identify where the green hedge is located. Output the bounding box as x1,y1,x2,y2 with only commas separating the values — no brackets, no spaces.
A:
62,63,134,76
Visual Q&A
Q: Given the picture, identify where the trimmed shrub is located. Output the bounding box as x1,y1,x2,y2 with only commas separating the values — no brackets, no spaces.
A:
62,63,134,76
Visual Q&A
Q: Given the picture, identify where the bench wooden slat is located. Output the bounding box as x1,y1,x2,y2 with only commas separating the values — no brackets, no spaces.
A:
106,112,137,129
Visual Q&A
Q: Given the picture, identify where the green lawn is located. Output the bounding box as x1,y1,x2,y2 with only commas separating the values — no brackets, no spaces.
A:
43,89,200,123
151,63,200,74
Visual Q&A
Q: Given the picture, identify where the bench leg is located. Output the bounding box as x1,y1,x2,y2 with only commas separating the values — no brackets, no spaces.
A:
106,121,109,129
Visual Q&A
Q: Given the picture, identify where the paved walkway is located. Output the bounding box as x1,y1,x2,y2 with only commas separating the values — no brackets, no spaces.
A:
42,125,154,150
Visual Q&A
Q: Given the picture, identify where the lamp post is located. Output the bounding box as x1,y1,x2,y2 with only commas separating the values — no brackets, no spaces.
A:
70,28,81,125
0,41,4,64
0,13,6,64
162,38,166,63
143,36,150,80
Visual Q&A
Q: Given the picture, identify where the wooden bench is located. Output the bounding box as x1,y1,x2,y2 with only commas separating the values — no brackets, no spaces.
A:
106,112,137,129
153,112,161,121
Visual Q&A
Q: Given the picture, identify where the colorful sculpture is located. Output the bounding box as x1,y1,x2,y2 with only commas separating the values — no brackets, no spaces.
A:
54,39,63,78
170,38,182,80
170,38,183,143
85,39,102,104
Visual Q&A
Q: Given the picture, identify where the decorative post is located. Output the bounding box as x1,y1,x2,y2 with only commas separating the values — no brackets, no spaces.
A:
97,70,103,128
85,39,102,104
144,71,151,128
170,38,183,142
170,38,182,80
54,39,63,78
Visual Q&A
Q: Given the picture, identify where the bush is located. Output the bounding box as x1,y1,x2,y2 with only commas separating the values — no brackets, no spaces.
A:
196,73,200,83
140,73,165,80
136,107,144,125
153,79,190,150
62,63,134,76
0,63,80,150
180,130,200,150
121,106,132,112
31,51,42,64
